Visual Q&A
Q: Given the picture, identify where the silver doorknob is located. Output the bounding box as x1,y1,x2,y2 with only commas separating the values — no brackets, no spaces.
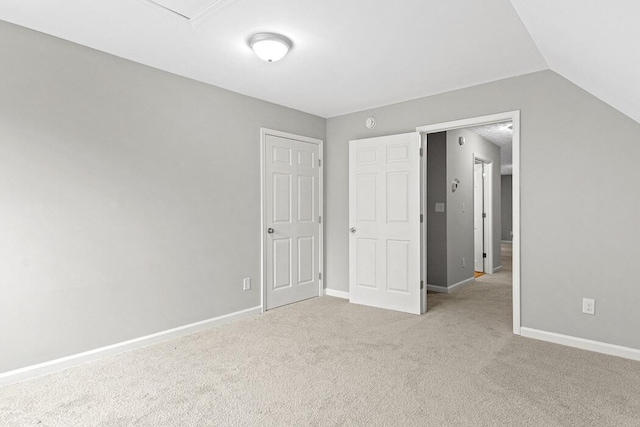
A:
350,227,356,233
267,228,275,234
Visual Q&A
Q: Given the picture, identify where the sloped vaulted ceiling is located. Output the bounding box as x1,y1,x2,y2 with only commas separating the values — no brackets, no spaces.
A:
0,0,638,122
509,0,640,124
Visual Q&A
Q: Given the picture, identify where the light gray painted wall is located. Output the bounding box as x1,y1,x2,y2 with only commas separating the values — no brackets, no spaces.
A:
446,129,501,285
501,175,513,241
426,132,447,287
0,21,325,373
326,70,640,350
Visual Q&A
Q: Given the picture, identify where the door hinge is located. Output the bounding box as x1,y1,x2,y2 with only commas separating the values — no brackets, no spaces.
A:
483,253,487,258
420,214,424,223
318,159,322,167
319,215,322,224
420,148,424,157
482,213,487,218
319,272,322,280
420,280,424,290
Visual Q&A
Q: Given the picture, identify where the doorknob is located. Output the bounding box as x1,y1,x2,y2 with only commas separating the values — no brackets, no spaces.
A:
350,227,356,233
267,228,275,234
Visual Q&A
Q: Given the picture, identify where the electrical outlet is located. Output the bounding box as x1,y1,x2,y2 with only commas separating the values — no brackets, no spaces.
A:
243,277,251,291
462,258,466,268
582,298,595,315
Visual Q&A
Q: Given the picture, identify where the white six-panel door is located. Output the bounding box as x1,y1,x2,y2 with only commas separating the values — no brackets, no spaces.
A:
349,133,422,314
265,134,320,310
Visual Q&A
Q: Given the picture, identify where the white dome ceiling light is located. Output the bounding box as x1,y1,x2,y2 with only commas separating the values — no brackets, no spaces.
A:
249,33,292,62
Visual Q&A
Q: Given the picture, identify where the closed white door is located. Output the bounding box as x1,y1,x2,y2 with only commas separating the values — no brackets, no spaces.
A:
474,162,485,272
265,134,320,310
349,132,422,315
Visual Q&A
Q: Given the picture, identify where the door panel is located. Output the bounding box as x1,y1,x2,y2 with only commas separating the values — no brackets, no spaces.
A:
273,238,291,289
349,132,422,314
297,175,314,222
266,135,320,310
273,173,291,223
297,236,314,284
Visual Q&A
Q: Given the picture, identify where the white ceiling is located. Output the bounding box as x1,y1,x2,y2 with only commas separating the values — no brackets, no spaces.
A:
0,1,637,122
466,122,513,175
0,0,547,118
510,0,640,124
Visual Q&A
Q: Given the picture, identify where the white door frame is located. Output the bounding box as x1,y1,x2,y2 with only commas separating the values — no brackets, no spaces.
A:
473,153,493,275
416,110,521,335
260,128,324,313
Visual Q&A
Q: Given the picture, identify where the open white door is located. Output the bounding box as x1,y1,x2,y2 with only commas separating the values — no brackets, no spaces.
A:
349,132,423,315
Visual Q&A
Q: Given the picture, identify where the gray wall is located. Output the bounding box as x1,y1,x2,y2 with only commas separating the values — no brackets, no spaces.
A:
426,132,447,287
501,175,513,241
0,21,325,373
446,129,501,285
326,70,640,351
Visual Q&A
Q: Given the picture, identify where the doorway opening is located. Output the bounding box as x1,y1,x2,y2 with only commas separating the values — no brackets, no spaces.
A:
417,111,520,335
345,111,519,335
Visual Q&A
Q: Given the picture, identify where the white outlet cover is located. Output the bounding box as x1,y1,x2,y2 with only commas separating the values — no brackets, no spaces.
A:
582,298,595,315
435,203,445,212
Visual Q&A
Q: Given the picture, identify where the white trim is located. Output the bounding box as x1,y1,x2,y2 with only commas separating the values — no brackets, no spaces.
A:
0,305,262,388
416,112,517,133
448,277,475,292
324,288,350,299
417,110,521,335
189,0,238,25
520,327,640,362
492,265,503,273
260,129,324,313
426,277,474,294
421,133,428,314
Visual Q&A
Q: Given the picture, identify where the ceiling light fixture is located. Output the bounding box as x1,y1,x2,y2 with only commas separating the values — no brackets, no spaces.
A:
249,33,292,62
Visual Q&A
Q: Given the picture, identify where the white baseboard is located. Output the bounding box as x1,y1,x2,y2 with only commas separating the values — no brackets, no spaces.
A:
501,240,513,244
520,327,640,362
324,288,349,299
492,265,503,273
427,277,474,294
0,305,262,388
449,277,475,292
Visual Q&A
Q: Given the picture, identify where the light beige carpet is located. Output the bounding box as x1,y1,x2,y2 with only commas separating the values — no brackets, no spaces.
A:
2,247,640,426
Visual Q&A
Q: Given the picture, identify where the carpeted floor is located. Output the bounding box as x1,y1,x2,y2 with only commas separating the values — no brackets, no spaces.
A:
2,245,640,426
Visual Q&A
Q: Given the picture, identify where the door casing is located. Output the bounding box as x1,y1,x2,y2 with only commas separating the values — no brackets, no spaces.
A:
260,128,324,312
417,110,521,335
